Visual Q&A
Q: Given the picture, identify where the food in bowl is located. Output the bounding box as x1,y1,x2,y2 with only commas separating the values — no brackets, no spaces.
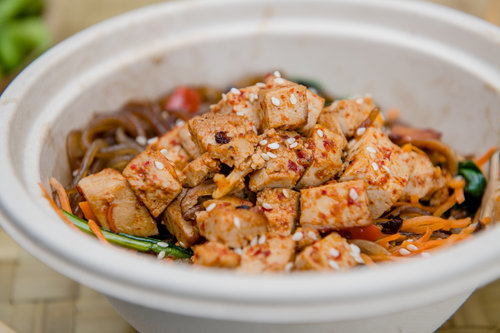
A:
44,71,493,273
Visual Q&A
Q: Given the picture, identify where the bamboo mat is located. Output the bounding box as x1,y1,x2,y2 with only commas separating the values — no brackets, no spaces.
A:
1,0,500,332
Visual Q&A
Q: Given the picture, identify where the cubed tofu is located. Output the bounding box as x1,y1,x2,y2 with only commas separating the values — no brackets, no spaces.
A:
324,96,375,137
240,234,295,273
317,108,348,148
123,149,182,217
297,124,346,188
150,126,190,171
178,123,201,159
300,180,372,230
292,227,321,251
258,84,308,130
401,151,448,201
203,196,254,210
77,168,158,236
181,152,220,187
196,206,267,248
193,241,241,268
162,193,200,248
249,129,312,191
256,188,299,236
294,232,358,271
340,127,411,218
210,85,262,130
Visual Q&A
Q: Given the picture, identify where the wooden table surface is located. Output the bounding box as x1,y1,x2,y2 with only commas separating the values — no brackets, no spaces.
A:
1,0,500,332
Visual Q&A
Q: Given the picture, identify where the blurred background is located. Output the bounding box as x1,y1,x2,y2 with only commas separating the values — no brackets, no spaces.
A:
0,0,499,332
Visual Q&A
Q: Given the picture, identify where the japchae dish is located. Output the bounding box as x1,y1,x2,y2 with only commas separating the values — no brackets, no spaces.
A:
43,71,495,273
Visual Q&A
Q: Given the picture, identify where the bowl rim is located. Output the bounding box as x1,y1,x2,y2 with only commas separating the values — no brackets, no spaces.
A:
1,0,500,322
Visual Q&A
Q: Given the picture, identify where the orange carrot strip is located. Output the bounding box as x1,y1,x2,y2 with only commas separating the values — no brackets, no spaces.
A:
433,194,457,217
474,146,498,167
410,195,419,204
38,183,79,231
79,201,97,222
88,219,110,245
455,185,465,204
376,233,404,249
49,177,72,214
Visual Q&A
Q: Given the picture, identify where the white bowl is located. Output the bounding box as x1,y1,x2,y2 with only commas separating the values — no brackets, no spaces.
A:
1,0,500,332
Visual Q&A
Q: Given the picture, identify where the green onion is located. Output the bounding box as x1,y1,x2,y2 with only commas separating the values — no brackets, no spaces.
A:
62,210,193,259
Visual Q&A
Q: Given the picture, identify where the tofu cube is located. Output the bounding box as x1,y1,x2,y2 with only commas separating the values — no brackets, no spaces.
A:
258,85,308,130
196,206,267,248
300,179,372,230
240,234,295,273
178,123,201,159
77,168,158,236
151,126,190,171
340,127,411,218
193,241,241,268
249,130,312,191
162,194,200,248
324,96,375,137
401,151,448,201
181,152,220,187
295,232,358,271
301,90,325,136
297,124,346,188
256,188,299,236
292,227,321,251
317,108,348,148
123,149,182,217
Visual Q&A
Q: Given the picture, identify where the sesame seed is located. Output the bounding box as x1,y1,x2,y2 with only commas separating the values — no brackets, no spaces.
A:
267,152,277,158
382,165,391,174
262,203,272,209
407,239,414,243
328,260,340,270
157,251,166,259
349,188,358,201
251,236,258,247
233,247,242,255
222,93,227,101
249,93,258,102
274,70,281,77
258,234,267,244
307,231,317,240
260,139,268,146
366,146,376,154
256,82,266,87
179,241,185,247
206,203,216,212
407,244,419,252
292,232,303,241
160,148,169,157
157,241,169,247
147,137,158,145
175,119,185,127
271,97,281,106
316,129,324,138
290,94,298,105
267,142,280,150
350,244,361,254
230,88,241,95
399,248,411,256
329,248,340,258
289,142,298,148
421,252,431,257
253,125,258,134
372,162,379,171
355,97,364,104
261,152,270,161
274,77,285,84
353,254,365,264
136,136,147,145
287,137,296,144
285,262,293,272
72,169,79,177
283,189,289,198
233,217,241,228
154,161,165,170
236,111,244,116
356,127,366,136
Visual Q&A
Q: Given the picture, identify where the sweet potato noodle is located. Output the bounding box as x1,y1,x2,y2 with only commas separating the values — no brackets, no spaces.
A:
49,72,492,273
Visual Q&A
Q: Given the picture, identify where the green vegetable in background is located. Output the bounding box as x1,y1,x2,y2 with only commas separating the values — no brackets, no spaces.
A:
0,0,49,78
457,160,487,213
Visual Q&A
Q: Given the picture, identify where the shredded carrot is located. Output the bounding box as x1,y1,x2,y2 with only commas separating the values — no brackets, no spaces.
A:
433,194,457,217
410,195,419,204
402,143,413,153
360,253,375,266
480,216,492,226
401,216,471,234
455,185,465,204
415,227,432,245
474,146,498,167
38,183,79,231
376,233,404,249
88,219,110,245
79,201,97,222
448,178,465,189
496,195,500,202
392,200,436,212
49,177,72,214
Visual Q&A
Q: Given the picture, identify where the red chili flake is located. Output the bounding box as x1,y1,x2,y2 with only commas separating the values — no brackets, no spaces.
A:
321,190,327,195
144,161,151,167
297,150,307,159
348,196,355,205
129,164,137,170
277,192,285,200
288,160,299,172
263,250,272,257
